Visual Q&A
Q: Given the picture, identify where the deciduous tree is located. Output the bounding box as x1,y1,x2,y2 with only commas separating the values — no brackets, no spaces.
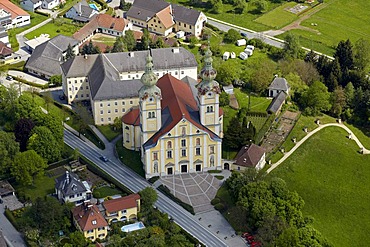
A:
27,126,61,163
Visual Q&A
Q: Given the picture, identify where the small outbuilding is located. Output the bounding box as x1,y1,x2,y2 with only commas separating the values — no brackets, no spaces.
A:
267,91,287,115
236,39,246,46
223,84,234,95
268,76,290,98
176,31,185,39
222,51,230,60
239,52,248,60
230,52,236,59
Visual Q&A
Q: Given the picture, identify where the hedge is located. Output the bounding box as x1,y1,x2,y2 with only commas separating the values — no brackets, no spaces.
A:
4,209,19,230
35,10,49,17
211,198,220,205
214,202,225,211
158,185,195,215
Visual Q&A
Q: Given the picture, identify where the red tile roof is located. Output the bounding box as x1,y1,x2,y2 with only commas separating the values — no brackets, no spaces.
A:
72,204,108,231
122,107,140,126
234,144,265,167
143,74,220,149
103,194,140,214
73,14,130,42
0,0,29,19
155,6,174,29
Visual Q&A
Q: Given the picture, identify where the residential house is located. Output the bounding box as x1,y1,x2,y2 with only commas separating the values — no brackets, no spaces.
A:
232,144,266,171
0,180,15,199
0,26,9,46
55,171,91,205
65,0,98,23
60,47,197,125
122,49,223,178
268,76,289,97
20,0,42,12
126,0,206,37
25,34,79,79
103,194,141,224
72,203,108,242
41,0,59,9
0,0,30,29
73,14,132,46
0,41,12,59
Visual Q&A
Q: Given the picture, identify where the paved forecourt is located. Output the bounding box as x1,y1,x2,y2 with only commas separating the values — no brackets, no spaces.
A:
63,130,228,247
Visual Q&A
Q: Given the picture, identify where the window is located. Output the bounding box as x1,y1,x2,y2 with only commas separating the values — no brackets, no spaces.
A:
68,87,71,91
181,149,186,157
184,24,186,27
148,111,155,118
80,79,83,83
130,101,133,104
100,110,103,114
86,94,89,97
167,141,172,149
167,150,172,158
156,73,159,76
100,103,103,107
175,71,178,75
122,101,125,105
196,138,200,146
126,133,129,142
181,71,184,75
154,19,156,23
121,209,127,214
115,109,118,113
108,117,111,121
80,94,83,98
85,86,89,89
196,147,201,155
107,103,110,107
128,75,131,78
68,81,71,84
207,106,214,112
92,220,97,225
153,152,158,160
181,139,186,147
122,109,126,113
136,74,139,78
87,230,94,234
182,127,186,136
98,227,105,231
69,195,75,198
158,20,161,24
74,80,77,83
115,102,118,106
101,118,104,122
75,87,78,90
210,146,215,154
179,22,181,26
108,110,111,113
75,95,78,98
85,78,88,82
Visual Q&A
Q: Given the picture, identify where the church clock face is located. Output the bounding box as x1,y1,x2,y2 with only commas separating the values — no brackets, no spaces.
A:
148,97,154,102
207,92,213,98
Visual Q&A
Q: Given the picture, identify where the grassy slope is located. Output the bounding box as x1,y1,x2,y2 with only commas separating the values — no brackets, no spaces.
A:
25,19,80,40
270,127,370,247
115,139,145,177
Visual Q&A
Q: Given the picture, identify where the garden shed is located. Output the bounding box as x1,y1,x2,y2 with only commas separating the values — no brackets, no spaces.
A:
236,39,246,46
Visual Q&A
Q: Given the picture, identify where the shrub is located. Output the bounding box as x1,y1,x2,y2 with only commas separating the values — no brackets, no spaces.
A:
5,209,19,230
211,198,220,205
214,203,225,211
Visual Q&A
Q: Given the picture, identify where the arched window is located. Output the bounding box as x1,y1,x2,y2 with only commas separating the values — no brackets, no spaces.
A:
210,155,214,166
182,127,186,136
206,106,214,113
196,138,200,146
153,162,158,173
148,111,156,118
167,141,172,149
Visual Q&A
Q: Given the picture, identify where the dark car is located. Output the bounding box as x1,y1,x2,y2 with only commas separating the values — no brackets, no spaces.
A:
106,0,112,3
241,32,248,37
100,156,109,162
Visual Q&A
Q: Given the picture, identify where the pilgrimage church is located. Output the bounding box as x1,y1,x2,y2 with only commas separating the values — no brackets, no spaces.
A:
122,49,223,178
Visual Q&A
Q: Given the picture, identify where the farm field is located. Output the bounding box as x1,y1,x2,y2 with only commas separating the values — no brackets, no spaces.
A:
270,127,370,247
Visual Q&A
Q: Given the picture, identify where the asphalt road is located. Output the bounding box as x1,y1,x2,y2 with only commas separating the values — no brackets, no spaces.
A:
208,19,284,49
64,130,228,247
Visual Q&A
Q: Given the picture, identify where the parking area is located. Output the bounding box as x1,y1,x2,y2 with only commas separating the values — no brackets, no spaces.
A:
159,173,223,214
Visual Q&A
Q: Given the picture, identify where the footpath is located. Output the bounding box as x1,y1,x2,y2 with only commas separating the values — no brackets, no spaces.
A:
267,122,370,173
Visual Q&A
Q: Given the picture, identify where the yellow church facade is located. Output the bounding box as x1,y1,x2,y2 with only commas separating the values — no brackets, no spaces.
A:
122,50,223,178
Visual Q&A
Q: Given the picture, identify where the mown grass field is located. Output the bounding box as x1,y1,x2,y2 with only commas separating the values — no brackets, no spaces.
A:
270,127,370,247
254,2,298,29
25,19,81,40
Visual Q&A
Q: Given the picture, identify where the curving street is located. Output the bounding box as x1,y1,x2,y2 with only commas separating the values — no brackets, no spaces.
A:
64,129,231,247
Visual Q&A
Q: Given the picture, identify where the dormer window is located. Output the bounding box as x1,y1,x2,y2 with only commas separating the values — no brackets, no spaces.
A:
92,220,97,225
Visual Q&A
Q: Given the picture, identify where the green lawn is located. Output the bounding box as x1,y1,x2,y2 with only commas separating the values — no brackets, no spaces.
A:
92,36,116,46
25,18,81,40
344,123,370,149
270,127,370,247
115,139,145,177
254,2,298,29
15,175,57,202
92,186,123,198
268,113,336,162
96,125,120,142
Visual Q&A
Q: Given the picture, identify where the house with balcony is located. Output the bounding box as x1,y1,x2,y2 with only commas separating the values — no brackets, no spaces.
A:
72,202,108,242
55,171,91,205
102,194,140,224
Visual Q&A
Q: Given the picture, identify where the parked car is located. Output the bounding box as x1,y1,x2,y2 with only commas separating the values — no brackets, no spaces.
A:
241,32,248,37
100,156,109,162
6,75,13,81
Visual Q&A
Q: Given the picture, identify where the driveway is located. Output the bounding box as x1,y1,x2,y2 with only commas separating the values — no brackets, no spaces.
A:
0,204,26,247
8,70,49,86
